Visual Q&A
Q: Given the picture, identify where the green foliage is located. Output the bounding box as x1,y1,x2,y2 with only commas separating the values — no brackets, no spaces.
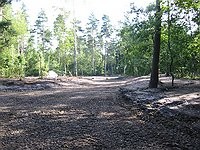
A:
119,6,154,76
30,9,52,78
101,14,114,76
0,3,28,78
119,1,199,79
101,15,113,38
53,12,74,75
0,1,199,79
12,11,28,35
25,48,40,76
85,13,100,75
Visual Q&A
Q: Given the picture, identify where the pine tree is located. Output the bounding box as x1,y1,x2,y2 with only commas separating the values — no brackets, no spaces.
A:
101,14,113,76
86,13,99,75
33,9,49,78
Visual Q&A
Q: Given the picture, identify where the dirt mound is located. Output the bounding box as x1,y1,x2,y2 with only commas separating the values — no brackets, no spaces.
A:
0,78,61,91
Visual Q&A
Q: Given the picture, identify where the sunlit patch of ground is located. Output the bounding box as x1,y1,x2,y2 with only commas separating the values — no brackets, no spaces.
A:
120,76,200,149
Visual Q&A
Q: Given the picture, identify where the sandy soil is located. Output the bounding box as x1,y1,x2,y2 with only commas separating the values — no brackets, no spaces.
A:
0,76,199,150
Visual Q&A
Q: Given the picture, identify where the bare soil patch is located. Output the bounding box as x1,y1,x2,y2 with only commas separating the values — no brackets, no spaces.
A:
0,76,199,149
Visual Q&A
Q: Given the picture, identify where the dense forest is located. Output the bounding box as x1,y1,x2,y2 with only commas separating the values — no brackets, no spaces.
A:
0,0,199,81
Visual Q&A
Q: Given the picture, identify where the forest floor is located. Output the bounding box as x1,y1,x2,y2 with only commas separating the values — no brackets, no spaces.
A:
0,76,199,150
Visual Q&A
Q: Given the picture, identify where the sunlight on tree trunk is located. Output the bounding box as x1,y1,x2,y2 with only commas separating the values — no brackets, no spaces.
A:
0,7,2,21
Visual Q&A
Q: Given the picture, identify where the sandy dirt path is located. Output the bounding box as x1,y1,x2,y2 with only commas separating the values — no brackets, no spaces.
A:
0,76,199,149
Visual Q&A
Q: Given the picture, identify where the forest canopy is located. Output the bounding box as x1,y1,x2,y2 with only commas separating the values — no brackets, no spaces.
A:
0,0,199,80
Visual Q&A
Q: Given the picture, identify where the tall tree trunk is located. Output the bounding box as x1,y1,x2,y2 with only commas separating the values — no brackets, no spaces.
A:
73,25,78,76
0,7,2,21
64,51,67,76
149,0,162,88
104,40,107,76
72,0,78,76
167,0,174,86
39,53,42,78
102,37,107,76
104,53,107,76
92,37,95,75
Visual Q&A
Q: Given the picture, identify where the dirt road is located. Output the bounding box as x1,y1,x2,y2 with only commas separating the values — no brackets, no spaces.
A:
0,77,199,149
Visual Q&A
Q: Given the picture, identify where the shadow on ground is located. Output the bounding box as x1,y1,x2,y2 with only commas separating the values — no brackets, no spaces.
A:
0,76,199,149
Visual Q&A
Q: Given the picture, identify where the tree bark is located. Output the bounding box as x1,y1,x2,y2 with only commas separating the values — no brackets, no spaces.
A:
167,0,174,86
73,19,78,76
102,38,107,76
92,36,95,75
72,0,78,76
149,0,162,88
73,29,78,76
104,49,107,76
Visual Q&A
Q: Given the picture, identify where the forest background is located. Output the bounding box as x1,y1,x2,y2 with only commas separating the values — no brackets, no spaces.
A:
0,0,199,80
